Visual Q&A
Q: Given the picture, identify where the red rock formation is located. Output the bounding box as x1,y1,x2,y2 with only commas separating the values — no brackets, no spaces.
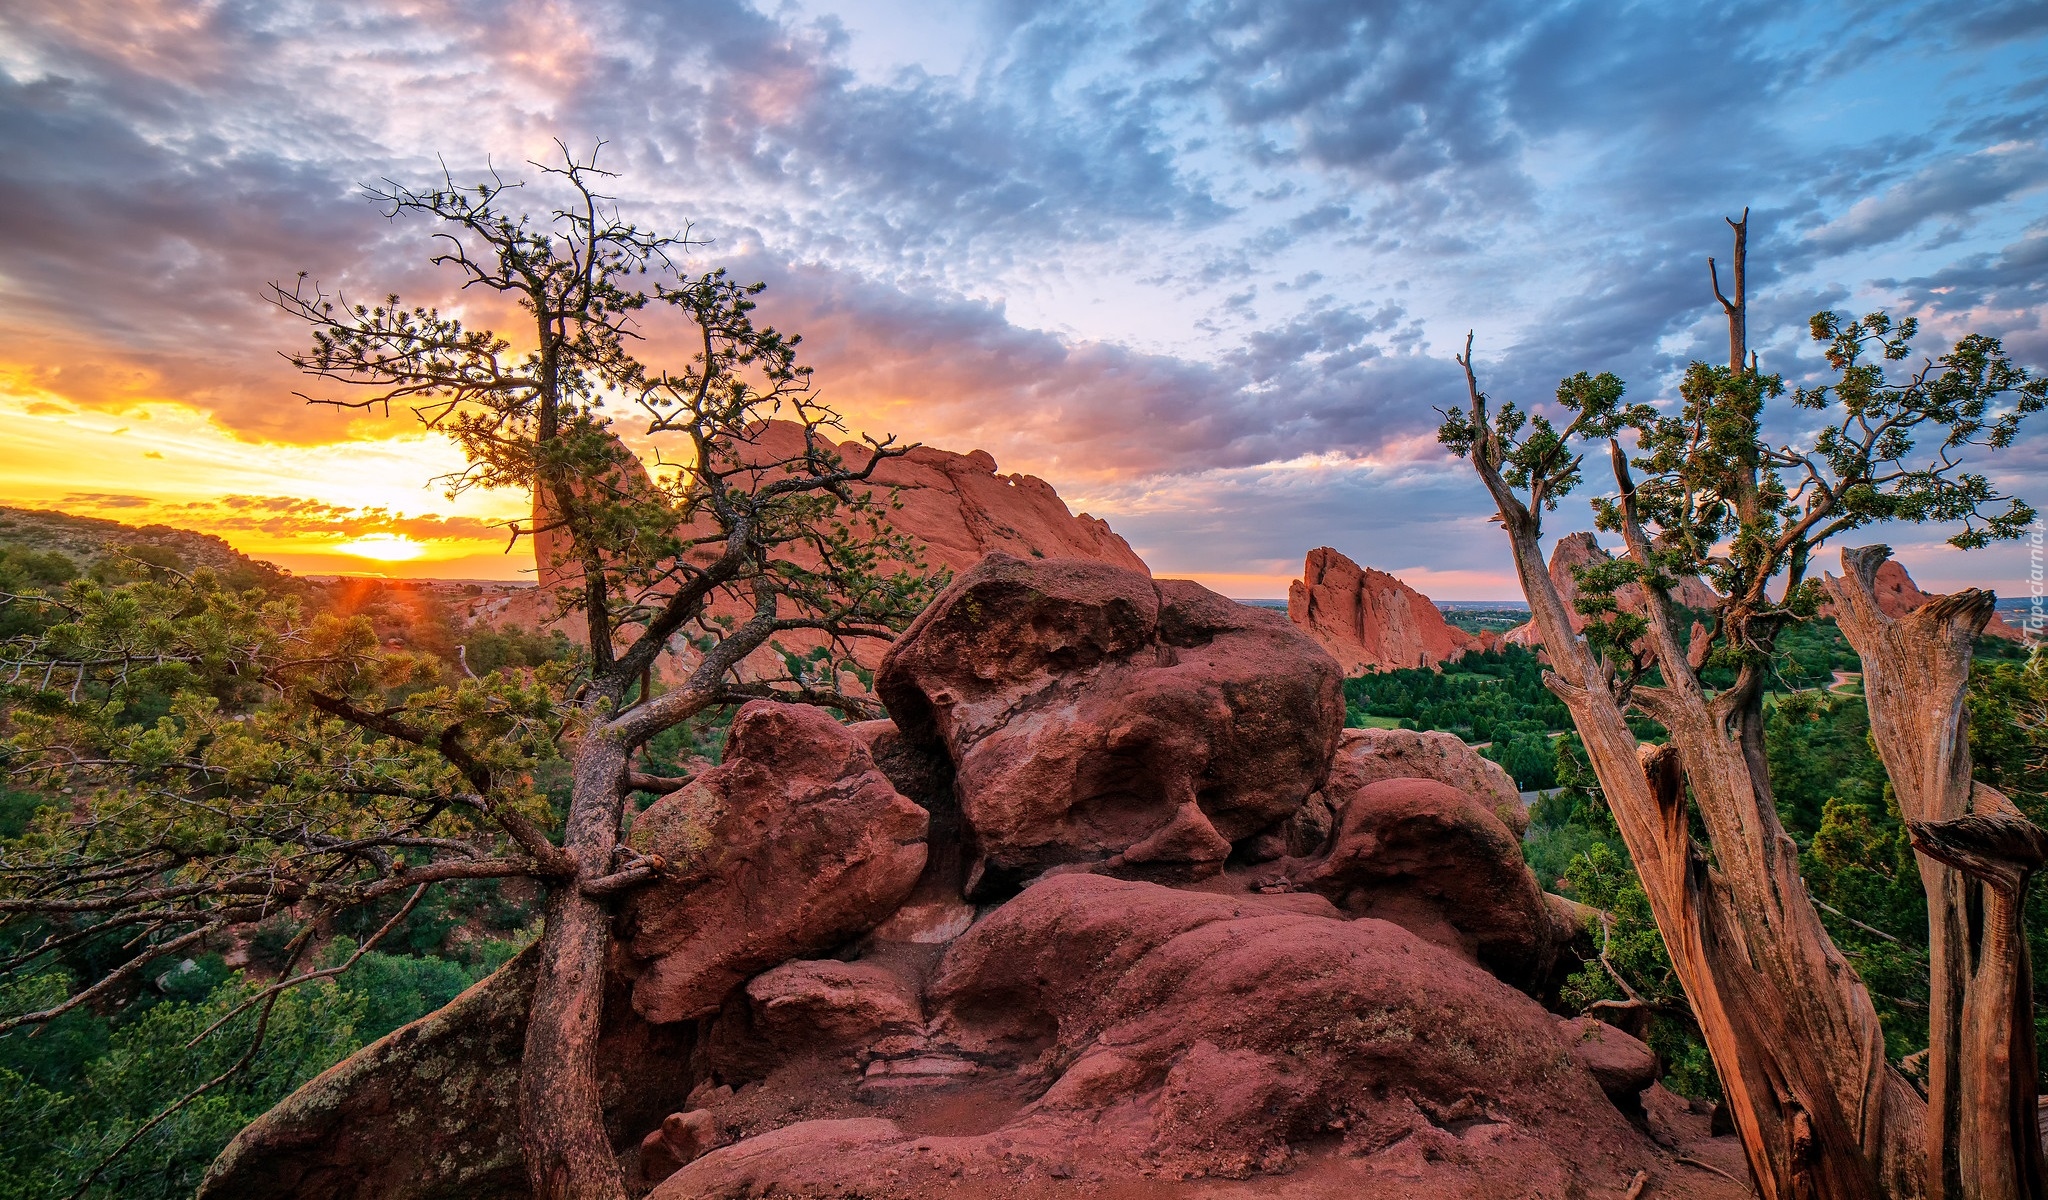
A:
529,421,1144,602
620,702,930,1023
878,553,1344,894
1287,547,1478,674
1819,557,2023,641
637,1110,718,1190
519,421,1149,680
1287,777,1565,990
797,426,1147,576
1503,532,1721,647
657,874,1741,1200
1323,726,1525,829
1557,1015,1659,1110
204,557,1750,1200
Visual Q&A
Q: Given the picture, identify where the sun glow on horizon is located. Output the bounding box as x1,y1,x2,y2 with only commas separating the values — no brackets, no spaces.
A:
0,391,534,578
335,534,428,562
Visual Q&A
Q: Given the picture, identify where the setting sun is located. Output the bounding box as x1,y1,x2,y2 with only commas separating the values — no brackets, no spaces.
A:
336,534,427,562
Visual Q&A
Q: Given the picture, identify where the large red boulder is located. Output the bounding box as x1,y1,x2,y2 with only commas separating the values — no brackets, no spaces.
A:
653,875,1727,1199
620,702,930,1023
1289,778,1562,990
877,554,1344,893
1557,1015,1659,1109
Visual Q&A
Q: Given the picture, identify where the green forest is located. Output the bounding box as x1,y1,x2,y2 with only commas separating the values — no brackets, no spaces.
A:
0,535,727,1199
1347,620,2029,794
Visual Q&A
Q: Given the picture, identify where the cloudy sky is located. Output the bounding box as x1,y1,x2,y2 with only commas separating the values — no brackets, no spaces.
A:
2,0,2044,597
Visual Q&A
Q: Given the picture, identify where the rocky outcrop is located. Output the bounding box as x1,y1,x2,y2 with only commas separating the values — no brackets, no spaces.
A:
742,959,924,1049
878,553,1345,894
621,702,930,1023
797,426,1147,576
1289,778,1561,989
1818,557,2023,641
207,551,1746,1200
655,874,1734,1200
525,422,1149,671
1504,532,1721,647
1557,1016,1659,1111
637,1110,718,1190
1287,547,1479,674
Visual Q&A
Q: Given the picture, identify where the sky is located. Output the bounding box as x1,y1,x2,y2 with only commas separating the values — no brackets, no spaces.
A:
1,1,2045,598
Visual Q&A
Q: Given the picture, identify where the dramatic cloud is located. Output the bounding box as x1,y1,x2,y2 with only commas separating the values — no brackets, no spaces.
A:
1,0,2044,595
1807,142,2048,253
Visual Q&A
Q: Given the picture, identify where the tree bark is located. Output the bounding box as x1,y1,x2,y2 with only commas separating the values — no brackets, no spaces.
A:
1466,432,1923,1197
1826,545,2047,1200
519,728,632,1200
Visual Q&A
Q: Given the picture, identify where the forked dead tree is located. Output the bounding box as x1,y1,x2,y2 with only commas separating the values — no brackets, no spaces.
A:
1439,212,2045,1199
1827,551,2048,1200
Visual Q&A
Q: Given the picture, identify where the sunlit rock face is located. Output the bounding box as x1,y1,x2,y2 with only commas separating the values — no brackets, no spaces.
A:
619,702,931,1025
516,420,1153,685
533,420,1148,595
1287,547,1481,674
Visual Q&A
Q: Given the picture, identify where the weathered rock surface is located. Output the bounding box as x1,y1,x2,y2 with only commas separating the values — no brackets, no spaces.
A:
1323,726,1525,834
1557,1016,1659,1108
621,702,930,1023
743,959,923,1047
523,422,1150,679
655,875,1736,1199
207,550,1750,1200
534,422,1148,589
816,427,1148,576
878,554,1344,893
636,1110,718,1191
1288,778,1559,989
1288,547,1480,674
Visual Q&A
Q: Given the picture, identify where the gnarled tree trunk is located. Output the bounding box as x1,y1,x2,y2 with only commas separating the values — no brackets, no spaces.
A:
520,728,633,1200
1826,545,2047,1200
1492,504,1924,1199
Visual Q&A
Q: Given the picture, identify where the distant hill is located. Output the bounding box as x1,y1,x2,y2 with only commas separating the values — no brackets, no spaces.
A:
0,505,291,590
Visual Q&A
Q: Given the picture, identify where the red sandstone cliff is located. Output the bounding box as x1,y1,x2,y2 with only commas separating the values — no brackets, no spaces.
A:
533,421,1144,593
750,421,1147,576
1818,558,2023,641
1287,547,1479,675
520,422,1148,677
